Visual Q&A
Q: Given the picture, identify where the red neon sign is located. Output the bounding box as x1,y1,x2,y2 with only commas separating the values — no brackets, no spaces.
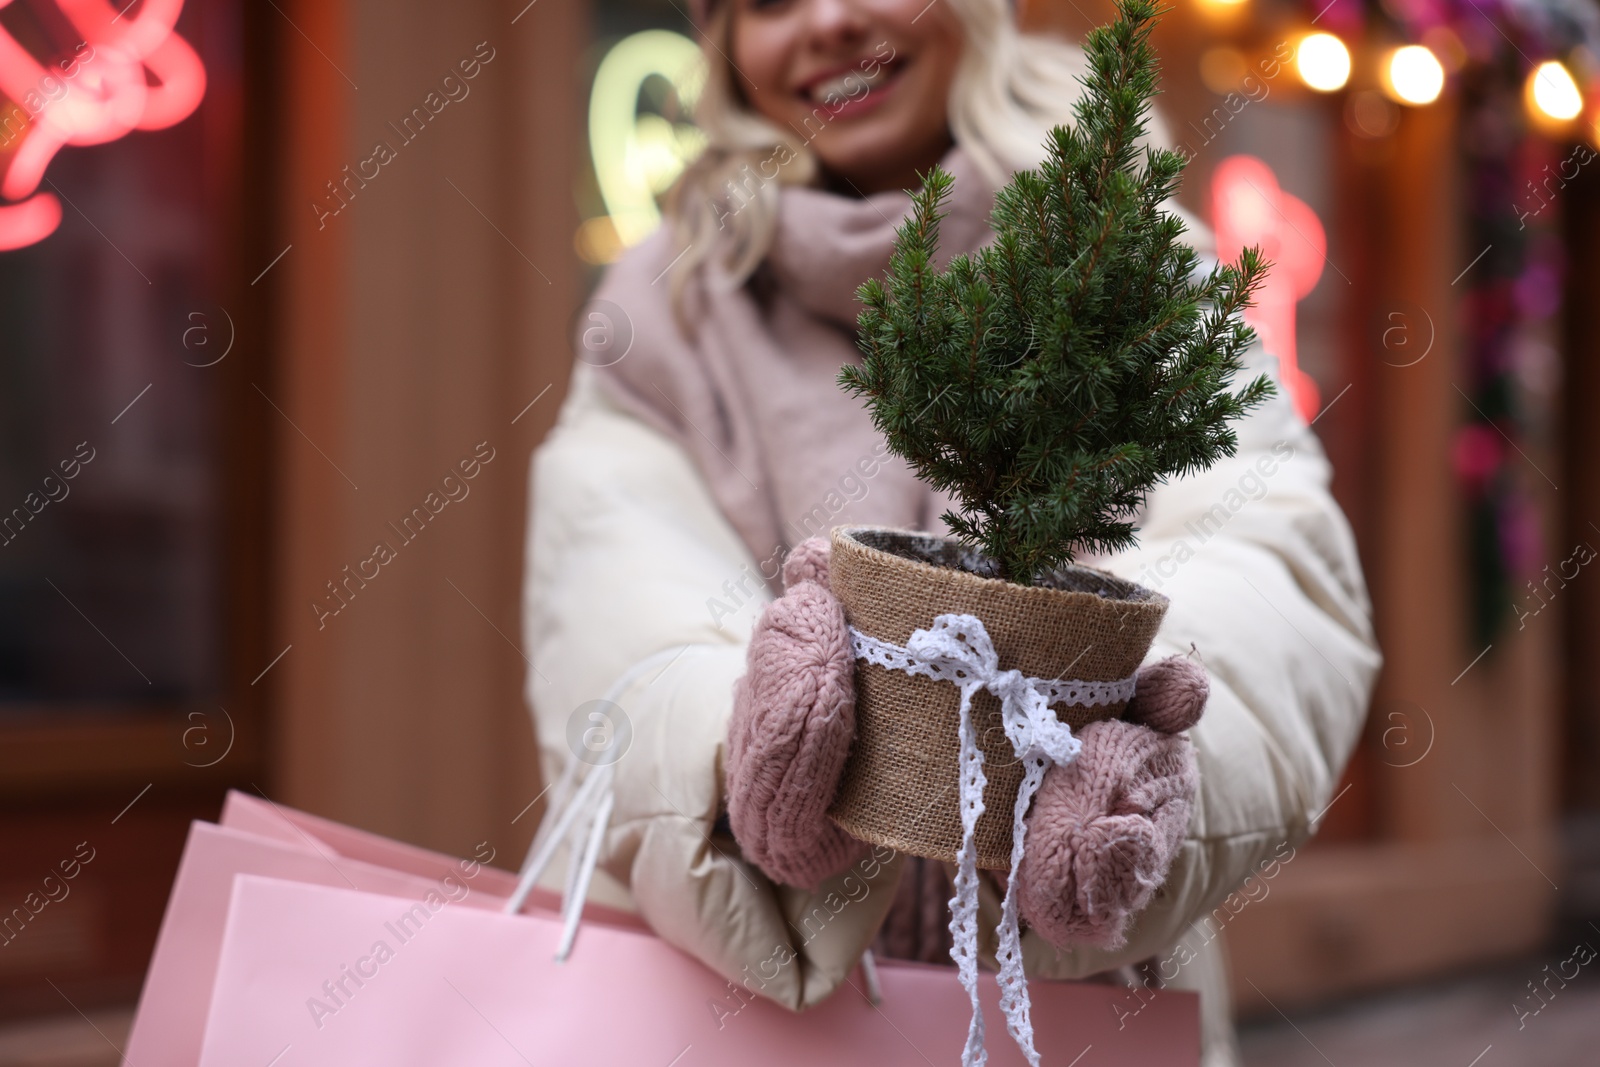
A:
0,0,205,251
1211,154,1326,422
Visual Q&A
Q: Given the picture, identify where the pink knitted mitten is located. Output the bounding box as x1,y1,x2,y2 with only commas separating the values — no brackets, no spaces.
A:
725,538,868,889
1016,655,1207,951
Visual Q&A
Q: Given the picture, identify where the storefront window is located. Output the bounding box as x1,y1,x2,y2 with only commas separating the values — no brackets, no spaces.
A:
0,0,237,706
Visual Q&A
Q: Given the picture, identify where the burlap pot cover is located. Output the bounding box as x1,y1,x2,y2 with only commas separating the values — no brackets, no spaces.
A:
826,526,1170,870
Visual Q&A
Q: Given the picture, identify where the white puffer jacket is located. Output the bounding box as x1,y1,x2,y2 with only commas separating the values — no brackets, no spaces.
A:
522,345,1380,1066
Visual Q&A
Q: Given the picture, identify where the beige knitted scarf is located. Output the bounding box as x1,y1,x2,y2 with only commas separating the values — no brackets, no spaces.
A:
587,146,1000,589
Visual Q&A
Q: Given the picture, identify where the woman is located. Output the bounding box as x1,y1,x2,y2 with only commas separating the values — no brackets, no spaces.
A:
522,0,1380,1063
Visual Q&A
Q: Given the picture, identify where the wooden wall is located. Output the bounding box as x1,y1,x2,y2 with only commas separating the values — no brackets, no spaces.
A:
268,0,582,862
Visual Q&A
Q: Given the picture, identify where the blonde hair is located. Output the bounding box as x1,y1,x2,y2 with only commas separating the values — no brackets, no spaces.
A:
662,0,1172,319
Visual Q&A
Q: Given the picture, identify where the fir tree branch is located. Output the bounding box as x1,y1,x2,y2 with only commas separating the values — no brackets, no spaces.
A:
840,0,1276,585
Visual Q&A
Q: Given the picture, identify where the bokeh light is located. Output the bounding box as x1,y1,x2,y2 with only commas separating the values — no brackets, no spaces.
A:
1385,45,1446,106
1297,33,1352,93
1527,61,1583,122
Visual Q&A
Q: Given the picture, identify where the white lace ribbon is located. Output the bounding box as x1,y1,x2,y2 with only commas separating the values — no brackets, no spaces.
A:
851,614,1137,1067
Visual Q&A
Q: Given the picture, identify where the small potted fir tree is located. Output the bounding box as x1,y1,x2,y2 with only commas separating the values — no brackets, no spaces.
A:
827,0,1274,868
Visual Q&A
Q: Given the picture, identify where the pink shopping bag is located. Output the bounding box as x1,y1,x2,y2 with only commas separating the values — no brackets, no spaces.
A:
215,790,634,928
126,791,643,1065
198,875,1198,1066
215,792,530,891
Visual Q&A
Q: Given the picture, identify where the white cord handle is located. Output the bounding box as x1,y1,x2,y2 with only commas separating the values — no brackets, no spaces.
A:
505,645,703,961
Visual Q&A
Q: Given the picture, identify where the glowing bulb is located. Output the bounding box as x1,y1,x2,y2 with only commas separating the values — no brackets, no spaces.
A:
1297,33,1351,93
1528,61,1583,121
1386,45,1445,106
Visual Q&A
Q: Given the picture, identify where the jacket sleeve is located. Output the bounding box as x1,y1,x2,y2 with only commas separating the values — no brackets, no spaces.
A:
995,342,1383,979
523,366,902,1012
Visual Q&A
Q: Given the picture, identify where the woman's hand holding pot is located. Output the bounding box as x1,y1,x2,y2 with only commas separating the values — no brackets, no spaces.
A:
725,537,1207,950
1014,656,1206,951
724,538,868,890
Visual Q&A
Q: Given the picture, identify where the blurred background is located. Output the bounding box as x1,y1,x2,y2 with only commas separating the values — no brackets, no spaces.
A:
0,0,1597,1061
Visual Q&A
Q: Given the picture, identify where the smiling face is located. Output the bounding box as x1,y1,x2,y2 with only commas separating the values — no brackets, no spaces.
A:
728,0,965,195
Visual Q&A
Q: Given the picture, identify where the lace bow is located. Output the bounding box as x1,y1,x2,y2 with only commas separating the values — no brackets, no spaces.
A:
851,614,1138,1067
